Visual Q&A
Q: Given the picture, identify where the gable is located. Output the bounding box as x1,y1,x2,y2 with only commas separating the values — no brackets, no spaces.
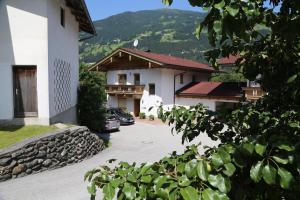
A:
90,48,216,73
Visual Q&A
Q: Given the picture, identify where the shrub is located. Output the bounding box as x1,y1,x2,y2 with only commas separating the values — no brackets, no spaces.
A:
148,114,155,121
77,68,107,131
139,112,146,119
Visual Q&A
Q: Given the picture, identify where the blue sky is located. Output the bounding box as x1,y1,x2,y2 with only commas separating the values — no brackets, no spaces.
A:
85,0,202,21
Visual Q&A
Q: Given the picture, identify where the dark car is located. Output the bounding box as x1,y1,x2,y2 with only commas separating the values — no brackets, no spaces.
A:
105,114,120,131
107,108,135,125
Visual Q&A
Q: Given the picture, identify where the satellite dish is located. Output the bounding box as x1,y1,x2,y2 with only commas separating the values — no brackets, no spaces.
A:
133,39,139,47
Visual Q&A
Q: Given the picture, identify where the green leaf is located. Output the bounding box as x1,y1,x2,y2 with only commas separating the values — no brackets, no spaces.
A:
197,160,208,181
110,178,122,188
272,156,289,165
277,144,295,152
223,163,236,177
208,174,231,193
123,183,136,200
103,183,115,200
157,188,170,199
262,164,277,185
185,160,197,178
155,176,168,189
242,143,255,155
213,20,222,33
214,0,225,9
138,164,151,176
225,5,239,17
278,167,294,189
87,182,96,196
287,74,297,83
255,144,266,156
219,149,231,164
178,175,191,187
202,188,215,200
141,175,152,183
195,24,203,40
180,186,199,200
139,185,147,199
211,149,231,167
250,161,263,183
202,188,230,200
212,153,224,168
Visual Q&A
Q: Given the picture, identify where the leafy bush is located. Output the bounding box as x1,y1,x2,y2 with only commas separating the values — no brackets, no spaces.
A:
77,67,107,131
148,114,155,121
85,0,300,199
139,112,146,119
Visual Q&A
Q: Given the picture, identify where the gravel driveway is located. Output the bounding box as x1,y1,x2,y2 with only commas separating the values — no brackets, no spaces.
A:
0,122,218,200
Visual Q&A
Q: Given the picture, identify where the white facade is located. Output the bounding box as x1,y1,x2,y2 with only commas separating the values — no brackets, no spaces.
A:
0,0,82,125
106,68,219,116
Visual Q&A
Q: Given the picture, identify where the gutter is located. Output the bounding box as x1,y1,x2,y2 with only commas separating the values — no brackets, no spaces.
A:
173,72,186,104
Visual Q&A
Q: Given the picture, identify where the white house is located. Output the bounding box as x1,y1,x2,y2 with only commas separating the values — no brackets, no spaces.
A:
90,48,245,117
218,55,265,101
0,0,95,125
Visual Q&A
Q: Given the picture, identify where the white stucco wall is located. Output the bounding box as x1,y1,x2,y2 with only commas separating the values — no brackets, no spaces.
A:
175,98,217,111
0,0,80,124
47,0,79,118
106,68,213,116
0,0,49,121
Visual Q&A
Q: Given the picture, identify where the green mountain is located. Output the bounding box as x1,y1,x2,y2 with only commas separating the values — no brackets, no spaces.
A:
79,9,211,64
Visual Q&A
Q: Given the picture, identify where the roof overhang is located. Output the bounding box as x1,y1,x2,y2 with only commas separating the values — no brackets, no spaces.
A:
65,0,96,35
176,94,242,102
89,48,216,73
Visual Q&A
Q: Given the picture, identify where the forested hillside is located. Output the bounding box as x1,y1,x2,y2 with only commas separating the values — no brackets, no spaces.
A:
79,9,211,64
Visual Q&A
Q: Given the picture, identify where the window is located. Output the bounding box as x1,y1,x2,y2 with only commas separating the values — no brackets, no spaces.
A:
180,74,184,84
60,7,65,27
149,84,155,95
118,74,127,85
192,75,196,82
134,74,140,85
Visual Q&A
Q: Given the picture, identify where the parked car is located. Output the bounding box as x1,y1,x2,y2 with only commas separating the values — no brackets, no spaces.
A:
105,114,120,131
107,108,135,125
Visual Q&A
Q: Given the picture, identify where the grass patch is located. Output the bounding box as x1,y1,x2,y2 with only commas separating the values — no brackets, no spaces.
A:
0,125,57,149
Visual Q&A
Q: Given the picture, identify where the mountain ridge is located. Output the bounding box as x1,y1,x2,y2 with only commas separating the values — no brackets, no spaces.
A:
80,9,210,64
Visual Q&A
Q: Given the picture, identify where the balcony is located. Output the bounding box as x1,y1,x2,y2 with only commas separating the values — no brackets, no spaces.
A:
242,87,265,101
105,85,145,98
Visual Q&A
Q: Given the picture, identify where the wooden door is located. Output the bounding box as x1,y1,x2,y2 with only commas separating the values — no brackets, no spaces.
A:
134,99,140,117
13,66,38,117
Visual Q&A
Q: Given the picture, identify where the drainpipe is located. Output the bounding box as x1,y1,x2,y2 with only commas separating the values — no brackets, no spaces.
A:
173,72,186,105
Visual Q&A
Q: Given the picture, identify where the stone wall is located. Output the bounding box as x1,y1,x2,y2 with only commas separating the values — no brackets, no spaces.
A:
0,126,105,182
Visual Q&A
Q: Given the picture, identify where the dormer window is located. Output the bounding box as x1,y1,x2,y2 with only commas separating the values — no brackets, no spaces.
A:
60,7,65,27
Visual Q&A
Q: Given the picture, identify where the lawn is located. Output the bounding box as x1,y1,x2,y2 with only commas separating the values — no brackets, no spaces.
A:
0,125,57,149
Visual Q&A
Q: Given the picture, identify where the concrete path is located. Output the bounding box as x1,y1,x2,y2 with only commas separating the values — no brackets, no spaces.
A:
0,122,218,200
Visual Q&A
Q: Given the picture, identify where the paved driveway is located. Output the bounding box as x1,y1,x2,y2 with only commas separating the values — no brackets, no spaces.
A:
0,122,218,200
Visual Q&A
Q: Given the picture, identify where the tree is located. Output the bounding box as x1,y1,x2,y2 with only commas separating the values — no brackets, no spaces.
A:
85,0,300,199
78,65,107,131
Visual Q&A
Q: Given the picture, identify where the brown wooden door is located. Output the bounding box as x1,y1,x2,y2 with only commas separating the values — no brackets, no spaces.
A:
13,66,38,117
134,99,140,117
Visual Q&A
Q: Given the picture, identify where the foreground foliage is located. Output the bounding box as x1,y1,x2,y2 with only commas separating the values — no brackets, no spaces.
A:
85,0,300,199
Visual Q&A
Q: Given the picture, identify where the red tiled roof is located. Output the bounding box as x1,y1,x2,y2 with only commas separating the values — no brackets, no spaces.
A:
218,55,239,65
121,48,215,72
177,82,246,98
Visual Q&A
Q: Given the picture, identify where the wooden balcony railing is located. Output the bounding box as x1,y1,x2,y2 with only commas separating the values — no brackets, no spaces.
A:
242,87,265,101
105,85,145,96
